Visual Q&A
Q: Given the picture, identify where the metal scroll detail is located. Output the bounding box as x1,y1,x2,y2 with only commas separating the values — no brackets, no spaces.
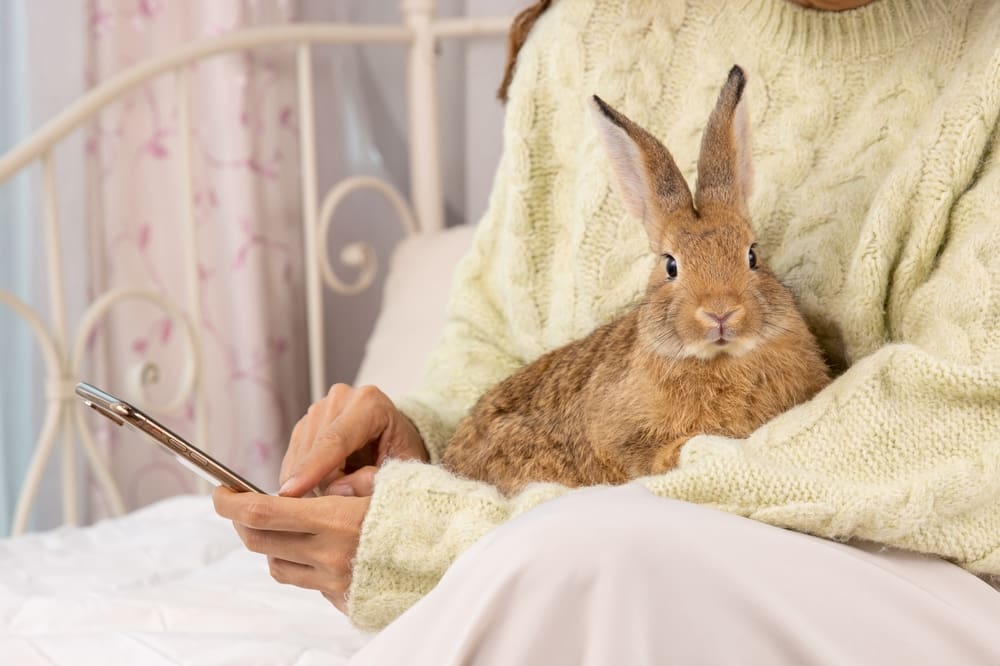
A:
3,287,200,535
316,176,419,296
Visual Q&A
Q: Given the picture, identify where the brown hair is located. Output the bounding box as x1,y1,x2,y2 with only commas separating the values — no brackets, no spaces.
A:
497,0,554,103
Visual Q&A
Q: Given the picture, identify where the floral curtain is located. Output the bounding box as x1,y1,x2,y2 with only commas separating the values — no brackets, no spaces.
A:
83,0,308,515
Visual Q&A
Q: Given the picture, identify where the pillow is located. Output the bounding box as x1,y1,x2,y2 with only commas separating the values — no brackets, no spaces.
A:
354,225,476,398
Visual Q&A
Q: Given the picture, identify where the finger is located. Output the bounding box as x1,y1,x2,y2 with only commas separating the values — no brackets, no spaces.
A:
375,414,415,465
314,443,376,493
325,466,377,497
213,487,320,533
280,384,352,486
235,524,318,564
279,417,306,486
286,408,322,484
268,556,318,588
281,387,387,497
269,558,349,601
267,557,351,613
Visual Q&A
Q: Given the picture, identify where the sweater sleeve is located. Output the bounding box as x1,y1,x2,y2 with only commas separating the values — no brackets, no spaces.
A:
346,134,1000,631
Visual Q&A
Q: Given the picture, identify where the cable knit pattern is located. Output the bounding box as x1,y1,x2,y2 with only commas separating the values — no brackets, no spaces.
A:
354,0,1000,631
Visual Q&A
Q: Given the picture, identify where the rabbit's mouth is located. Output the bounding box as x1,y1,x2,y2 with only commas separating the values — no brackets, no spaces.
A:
681,333,758,360
692,327,759,359
707,327,736,345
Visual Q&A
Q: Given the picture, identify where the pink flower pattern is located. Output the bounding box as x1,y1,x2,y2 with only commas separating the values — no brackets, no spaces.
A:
84,0,307,515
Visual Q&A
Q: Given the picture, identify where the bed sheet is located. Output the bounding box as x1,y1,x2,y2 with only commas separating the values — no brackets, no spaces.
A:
0,495,372,665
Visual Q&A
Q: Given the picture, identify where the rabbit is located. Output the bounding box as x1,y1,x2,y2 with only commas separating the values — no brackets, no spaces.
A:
442,66,831,495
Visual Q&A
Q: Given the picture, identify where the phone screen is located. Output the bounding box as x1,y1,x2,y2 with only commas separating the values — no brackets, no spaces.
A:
75,382,266,494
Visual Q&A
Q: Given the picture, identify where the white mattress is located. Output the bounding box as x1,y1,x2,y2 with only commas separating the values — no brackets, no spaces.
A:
0,495,372,665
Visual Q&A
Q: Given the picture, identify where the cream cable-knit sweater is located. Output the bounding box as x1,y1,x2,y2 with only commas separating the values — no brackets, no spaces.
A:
348,0,1000,631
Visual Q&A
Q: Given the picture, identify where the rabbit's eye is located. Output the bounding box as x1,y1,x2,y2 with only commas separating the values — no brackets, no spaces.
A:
748,244,758,270
663,254,678,280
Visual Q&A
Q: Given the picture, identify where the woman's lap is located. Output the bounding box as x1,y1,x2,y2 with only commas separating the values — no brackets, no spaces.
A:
350,484,1000,665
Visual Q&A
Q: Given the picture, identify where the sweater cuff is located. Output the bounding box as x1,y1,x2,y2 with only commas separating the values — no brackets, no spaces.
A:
345,460,511,631
394,396,452,463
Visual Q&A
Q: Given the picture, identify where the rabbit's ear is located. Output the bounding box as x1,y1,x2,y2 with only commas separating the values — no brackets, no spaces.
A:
695,66,753,214
590,95,693,247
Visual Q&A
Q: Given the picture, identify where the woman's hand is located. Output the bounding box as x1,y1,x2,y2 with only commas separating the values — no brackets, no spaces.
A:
216,384,426,611
279,383,428,498
212,467,376,613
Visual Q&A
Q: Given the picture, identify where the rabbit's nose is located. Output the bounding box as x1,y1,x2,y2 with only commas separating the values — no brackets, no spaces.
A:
705,309,735,325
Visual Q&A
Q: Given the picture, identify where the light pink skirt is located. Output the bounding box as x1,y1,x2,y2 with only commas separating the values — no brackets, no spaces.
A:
351,484,1000,665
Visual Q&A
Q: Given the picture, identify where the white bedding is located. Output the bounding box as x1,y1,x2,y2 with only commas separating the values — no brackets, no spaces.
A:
0,227,476,665
0,496,371,665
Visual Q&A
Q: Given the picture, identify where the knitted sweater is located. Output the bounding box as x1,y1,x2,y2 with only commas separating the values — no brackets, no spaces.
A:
348,0,1000,631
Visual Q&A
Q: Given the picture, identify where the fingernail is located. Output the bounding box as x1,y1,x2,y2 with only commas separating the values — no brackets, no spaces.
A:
328,483,355,497
278,476,297,496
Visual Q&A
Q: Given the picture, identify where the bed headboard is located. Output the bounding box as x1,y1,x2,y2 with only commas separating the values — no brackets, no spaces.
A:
0,1,512,535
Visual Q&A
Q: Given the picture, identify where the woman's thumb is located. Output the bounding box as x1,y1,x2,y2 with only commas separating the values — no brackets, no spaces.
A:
326,466,377,497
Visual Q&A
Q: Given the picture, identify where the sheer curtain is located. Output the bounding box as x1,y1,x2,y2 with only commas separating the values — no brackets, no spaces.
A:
0,1,89,535
0,1,35,537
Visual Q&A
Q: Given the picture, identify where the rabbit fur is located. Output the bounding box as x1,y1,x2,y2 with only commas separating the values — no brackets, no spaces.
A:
442,66,831,495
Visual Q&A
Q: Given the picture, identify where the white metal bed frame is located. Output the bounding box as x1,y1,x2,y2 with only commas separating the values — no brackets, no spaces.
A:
0,1,511,536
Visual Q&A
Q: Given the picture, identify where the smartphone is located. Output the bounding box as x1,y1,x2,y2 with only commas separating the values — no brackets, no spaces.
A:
75,382,265,494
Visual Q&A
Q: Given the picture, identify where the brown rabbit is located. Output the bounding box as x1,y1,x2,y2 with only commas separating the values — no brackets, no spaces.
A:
443,66,831,495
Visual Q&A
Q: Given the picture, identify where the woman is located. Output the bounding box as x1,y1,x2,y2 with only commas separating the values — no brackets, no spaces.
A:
215,0,1000,662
